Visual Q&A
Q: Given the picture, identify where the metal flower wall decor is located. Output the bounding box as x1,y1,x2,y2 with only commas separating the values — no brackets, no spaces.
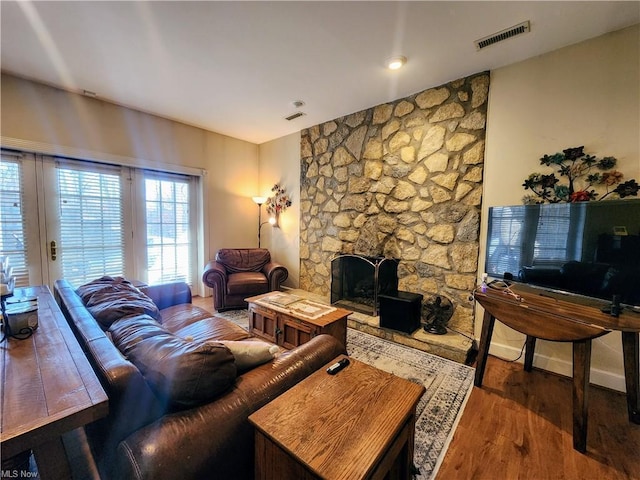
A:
522,146,639,204
265,184,292,216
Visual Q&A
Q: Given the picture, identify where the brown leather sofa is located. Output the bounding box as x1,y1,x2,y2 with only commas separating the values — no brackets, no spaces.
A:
54,277,345,480
202,248,288,311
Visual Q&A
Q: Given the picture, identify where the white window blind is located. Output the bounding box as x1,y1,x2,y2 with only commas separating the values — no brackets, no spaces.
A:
56,160,125,287
532,203,572,264
144,172,192,285
0,151,29,287
486,206,524,277
487,204,575,278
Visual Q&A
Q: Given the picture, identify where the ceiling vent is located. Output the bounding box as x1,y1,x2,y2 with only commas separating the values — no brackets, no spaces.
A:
285,111,306,121
474,21,530,51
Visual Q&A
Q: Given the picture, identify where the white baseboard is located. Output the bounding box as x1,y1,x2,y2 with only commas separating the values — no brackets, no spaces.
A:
488,342,627,393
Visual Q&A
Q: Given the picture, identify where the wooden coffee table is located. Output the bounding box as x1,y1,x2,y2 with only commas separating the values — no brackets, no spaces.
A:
248,355,425,480
246,293,351,349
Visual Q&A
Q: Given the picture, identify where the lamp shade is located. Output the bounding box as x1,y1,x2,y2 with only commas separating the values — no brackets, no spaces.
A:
252,196,267,205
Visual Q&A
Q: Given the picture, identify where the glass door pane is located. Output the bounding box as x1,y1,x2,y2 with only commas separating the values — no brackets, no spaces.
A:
0,150,42,287
43,157,127,288
144,174,192,285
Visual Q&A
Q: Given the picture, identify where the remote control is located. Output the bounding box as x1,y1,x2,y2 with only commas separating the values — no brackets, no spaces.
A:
327,358,350,375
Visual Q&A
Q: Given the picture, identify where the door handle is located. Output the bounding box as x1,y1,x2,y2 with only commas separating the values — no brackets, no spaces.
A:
50,240,57,261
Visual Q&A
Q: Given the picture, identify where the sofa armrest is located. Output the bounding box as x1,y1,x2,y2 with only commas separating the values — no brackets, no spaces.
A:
262,261,288,291
140,282,192,310
113,335,345,480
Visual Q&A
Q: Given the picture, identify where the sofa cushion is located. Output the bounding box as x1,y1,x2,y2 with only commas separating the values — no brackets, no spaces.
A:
109,315,237,409
216,248,270,273
173,318,271,370
76,276,161,329
160,304,214,332
174,316,251,342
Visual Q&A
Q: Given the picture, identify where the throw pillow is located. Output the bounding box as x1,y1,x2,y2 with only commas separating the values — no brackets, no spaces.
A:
76,276,161,328
109,315,237,409
218,340,280,371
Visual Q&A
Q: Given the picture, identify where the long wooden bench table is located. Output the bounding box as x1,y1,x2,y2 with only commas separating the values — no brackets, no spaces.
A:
1,285,108,479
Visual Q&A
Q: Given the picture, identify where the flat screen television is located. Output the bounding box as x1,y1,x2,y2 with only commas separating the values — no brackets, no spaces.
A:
485,199,640,307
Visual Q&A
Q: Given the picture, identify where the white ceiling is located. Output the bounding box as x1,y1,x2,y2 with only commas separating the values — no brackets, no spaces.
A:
1,1,638,144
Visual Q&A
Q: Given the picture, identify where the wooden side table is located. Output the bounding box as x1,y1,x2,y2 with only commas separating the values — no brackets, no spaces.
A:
474,283,640,453
1,286,108,479
248,355,425,480
246,293,351,349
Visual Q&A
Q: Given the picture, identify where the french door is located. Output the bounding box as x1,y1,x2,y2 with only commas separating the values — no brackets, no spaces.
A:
41,156,132,286
0,149,199,289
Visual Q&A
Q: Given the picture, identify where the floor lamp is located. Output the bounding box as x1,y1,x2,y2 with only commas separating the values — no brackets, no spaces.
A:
252,197,275,248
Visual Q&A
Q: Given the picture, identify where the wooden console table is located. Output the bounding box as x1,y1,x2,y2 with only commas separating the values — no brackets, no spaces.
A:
474,283,640,453
249,355,425,479
1,286,108,478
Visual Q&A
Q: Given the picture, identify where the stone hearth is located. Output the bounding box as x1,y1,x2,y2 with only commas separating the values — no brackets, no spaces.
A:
285,288,475,365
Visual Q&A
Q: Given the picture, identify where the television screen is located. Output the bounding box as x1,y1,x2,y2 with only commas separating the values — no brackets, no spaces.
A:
485,199,640,307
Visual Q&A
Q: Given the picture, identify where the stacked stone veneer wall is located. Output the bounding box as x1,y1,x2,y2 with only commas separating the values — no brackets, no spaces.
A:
299,72,489,336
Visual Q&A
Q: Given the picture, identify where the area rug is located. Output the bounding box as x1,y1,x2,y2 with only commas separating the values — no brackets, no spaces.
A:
346,328,474,480
214,309,252,330
214,309,475,480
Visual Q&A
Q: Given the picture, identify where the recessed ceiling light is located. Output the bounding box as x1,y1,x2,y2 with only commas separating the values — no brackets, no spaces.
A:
387,56,407,70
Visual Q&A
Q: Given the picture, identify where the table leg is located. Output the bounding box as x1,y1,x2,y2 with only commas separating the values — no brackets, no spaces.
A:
524,335,537,372
32,436,73,480
572,339,592,453
622,331,640,424
474,310,496,387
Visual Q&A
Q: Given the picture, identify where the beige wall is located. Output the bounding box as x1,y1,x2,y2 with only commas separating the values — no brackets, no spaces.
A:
1,73,260,294
261,24,639,390
257,132,301,287
481,24,639,391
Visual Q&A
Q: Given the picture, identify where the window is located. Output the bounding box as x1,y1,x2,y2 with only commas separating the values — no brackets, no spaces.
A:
0,150,200,290
144,173,193,285
0,152,29,287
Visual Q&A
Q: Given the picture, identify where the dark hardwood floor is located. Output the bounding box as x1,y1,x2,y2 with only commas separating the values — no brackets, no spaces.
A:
436,354,640,480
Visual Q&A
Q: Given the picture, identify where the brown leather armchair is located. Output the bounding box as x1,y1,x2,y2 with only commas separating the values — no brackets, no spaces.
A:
202,248,288,311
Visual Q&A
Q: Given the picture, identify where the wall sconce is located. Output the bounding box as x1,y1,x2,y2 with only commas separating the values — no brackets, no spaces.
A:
252,197,275,248
271,213,280,229
265,184,291,230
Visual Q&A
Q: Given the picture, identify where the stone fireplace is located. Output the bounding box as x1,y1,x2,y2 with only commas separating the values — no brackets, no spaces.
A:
299,72,488,340
330,254,399,316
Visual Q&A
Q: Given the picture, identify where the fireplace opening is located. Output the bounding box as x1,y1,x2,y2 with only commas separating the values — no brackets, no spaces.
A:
330,254,399,315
